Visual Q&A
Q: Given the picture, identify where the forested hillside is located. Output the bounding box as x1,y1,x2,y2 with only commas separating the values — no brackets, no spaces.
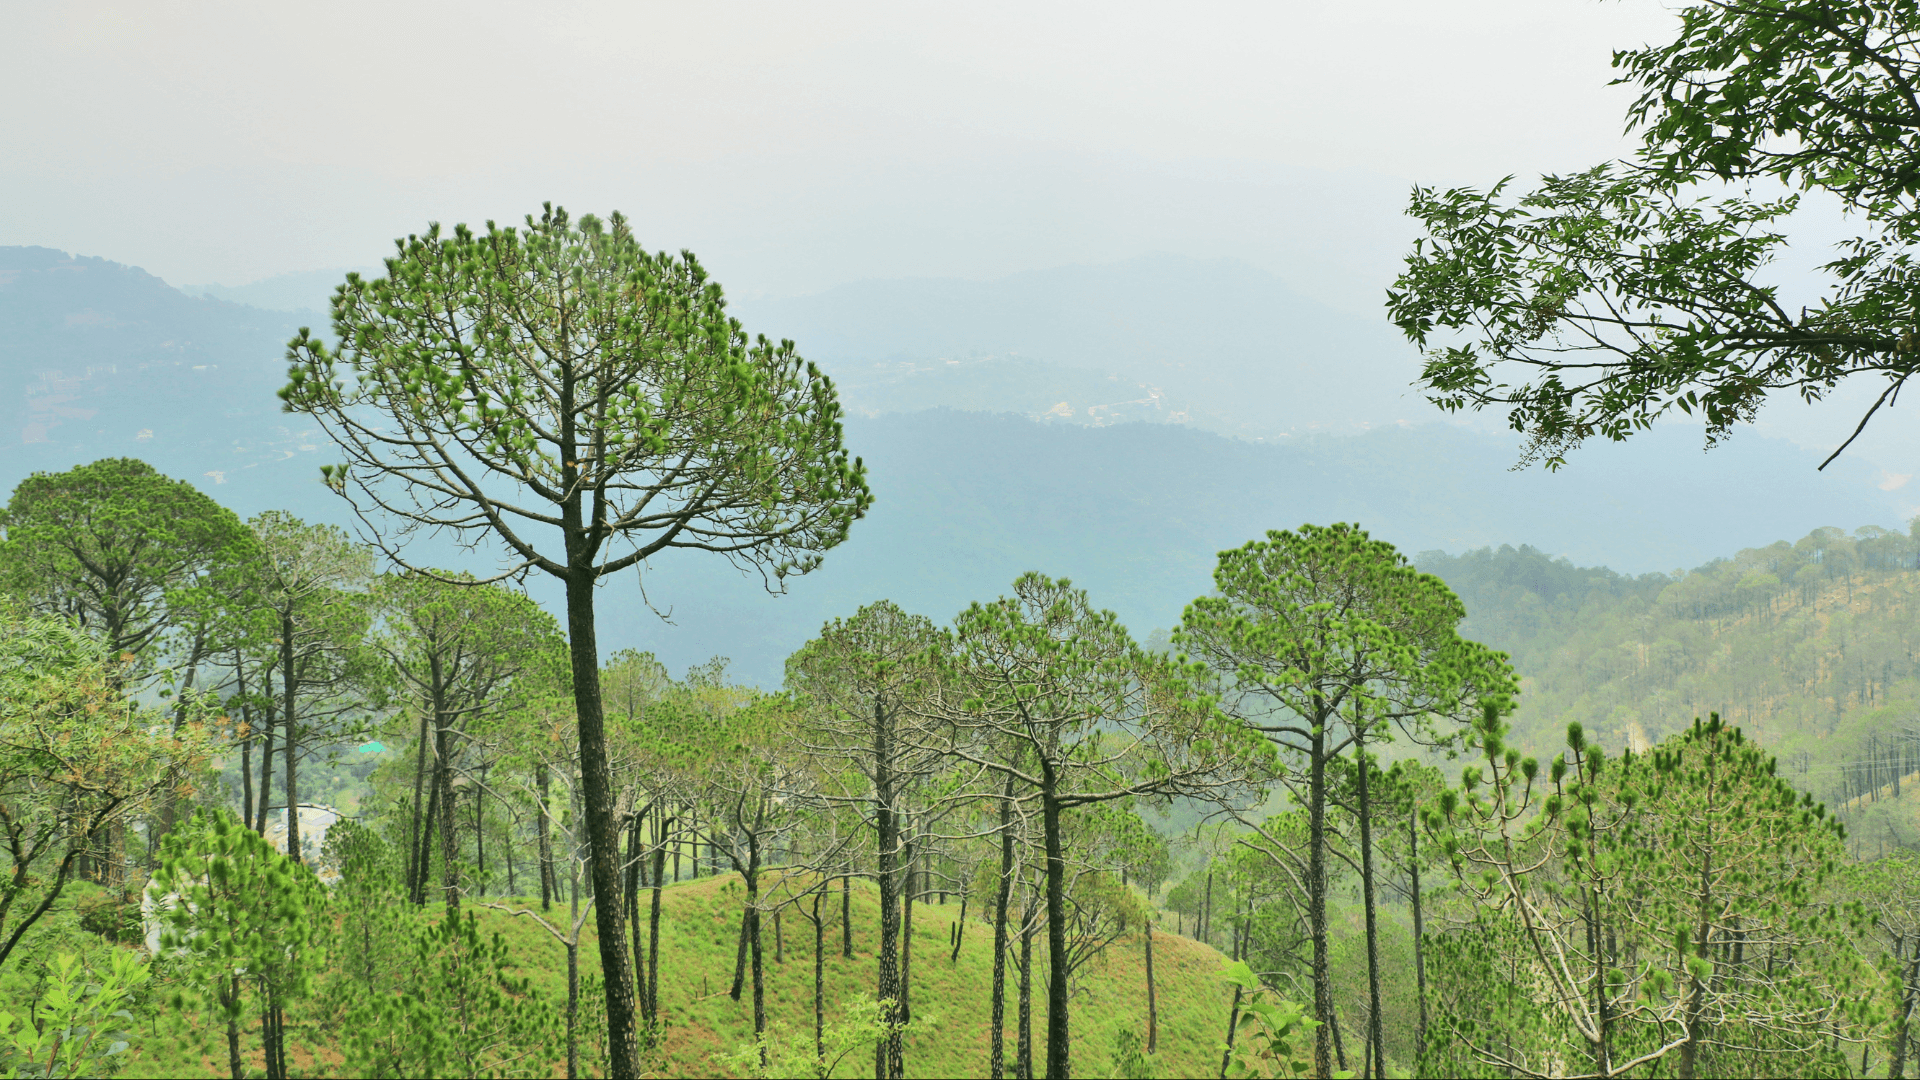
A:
1420,527,1920,856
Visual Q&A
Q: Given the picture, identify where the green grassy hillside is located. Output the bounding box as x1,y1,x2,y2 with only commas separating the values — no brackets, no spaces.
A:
43,873,1231,1079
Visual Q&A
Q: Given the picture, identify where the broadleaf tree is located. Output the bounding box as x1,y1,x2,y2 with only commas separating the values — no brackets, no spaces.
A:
1387,2,1920,470
278,204,871,1077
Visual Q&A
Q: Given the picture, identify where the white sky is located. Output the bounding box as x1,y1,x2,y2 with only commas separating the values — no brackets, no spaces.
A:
14,0,1919,479
1,0,1679,307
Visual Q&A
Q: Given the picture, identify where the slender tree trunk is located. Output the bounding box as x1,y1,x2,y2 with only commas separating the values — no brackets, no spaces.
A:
1017,899,1034,1080
222,976,243,1080
408,708,432,899
813,890,827,1066
1678,835,1716,1079
951,886,968,963
415,756,443,906
873,699,903,1080
748,861,768,1065
1307,705,1334,1078
566,935,580,1080
649,822,667,1026
1204,871,1213,945
433,663,460,920
280,612,301,864
1145,912,1159,1055
537,764,555,911
1041,786,1072,1080
901,831,916,1026
730,907,752,1001
235,650,255,832
255,662,276,836
561,569,640,1079
990,779,1015,1080
1410,809,1428,1063
1357,738,1385,1079
843,873,853,958
1887,948,1916,1080
627,811,649,1027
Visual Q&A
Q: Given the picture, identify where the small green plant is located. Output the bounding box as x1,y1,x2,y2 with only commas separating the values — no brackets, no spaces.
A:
723,994,931,1080
1109,1027,1158,1079
0,949,148,1079
1220,960,1348,1080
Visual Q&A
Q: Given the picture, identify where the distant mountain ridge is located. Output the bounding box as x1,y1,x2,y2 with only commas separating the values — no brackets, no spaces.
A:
0,244,1906,685
733,254,1424,439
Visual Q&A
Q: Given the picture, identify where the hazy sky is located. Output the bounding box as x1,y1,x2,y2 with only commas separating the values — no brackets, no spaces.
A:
3,0,1678,308
13,0,1920,479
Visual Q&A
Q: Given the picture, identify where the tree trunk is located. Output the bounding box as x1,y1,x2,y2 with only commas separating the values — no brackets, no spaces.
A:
873,698,903,1080
649,824,667,1027
408,708,432,900
748,865,768,1065
901,831,916,1026
561,569,640,1079
843,873,853,958
1307,705,1334,1078
1041,786,1072,1080
235,649,255,833
730,908,751,1001
537,764,555,911
222,976,243,1080
1357,739,1385,1078
813,890,827,1066
566,936,580,1080
1145,913,1159,1055
950,887,967,963
1410,809,1428,1063
431,651,460,918
990,779,1015,1080
414,755,442,906
280,612,301,864
627,811,648,1027
1204,871,1213,945
1017,899,1034,1080
1887,948,1916,1080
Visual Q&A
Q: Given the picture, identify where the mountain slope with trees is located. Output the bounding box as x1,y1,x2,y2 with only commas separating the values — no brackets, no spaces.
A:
1418,527,1920,856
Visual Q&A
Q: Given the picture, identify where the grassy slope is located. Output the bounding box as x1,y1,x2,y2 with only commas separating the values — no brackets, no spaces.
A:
108,872,1231,1078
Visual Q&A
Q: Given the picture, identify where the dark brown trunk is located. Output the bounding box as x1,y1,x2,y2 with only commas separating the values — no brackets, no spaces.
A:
627,811,648,1026
431,651,460,917
843,873,853,958
990,776,1016,1080
1145,913,1159,1055
873,698,903,1080
1357,740,1385,1078
814,890,827,1065
1887,948,1916,1080
222,976,243,1080
280,612,300,864
561,569,640,1078
730,906,751,1001
748,862,768,1064
408,708,432,899
649,821,667,1026
1307,704,1334,1078
1041,785,1071,1080
537,764,555,911
951,886,967,963
1017,897,1034,1080
1410,809,1428,1063
901,831,916,1026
